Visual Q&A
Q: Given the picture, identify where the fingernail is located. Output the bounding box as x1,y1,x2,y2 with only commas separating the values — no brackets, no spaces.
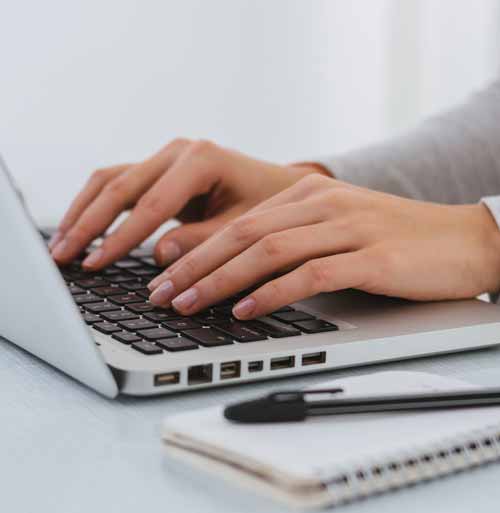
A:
51,239,68,260
150,280,175,305
148,273,168,291
83,248,104,269
232,297,256,319
160,240,181,265
171,287,198,312
48,230,63,250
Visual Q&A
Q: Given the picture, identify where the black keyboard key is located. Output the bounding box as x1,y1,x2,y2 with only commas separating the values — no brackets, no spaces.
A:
194,311,227,325
75,277,108,289
163,319,202,332
74,293,102,305
118,318,158,331
292,319,339,333
112,331,142,344
82,312,101,325
131,341,163,355
144,310,181,322
126,302,155,313
108,293,144,305
114,259,142,269
272,305,294,313
102,267,121,276
271,310,316,323
105,273,138,284
85,302,121,313
213,322,267,342
101,310,139,322
136,288,152,299
183,328,233,347
250,317,301,338
127,267,158,277
93,322,121,334
62,270,86,281
121,281,146,291
91,286,126,297
69,285,85,295
156,337,199,352
137,327,176,340
213,304,234,316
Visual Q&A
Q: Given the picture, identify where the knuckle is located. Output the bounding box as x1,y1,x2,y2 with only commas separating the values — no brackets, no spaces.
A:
67,223,95,243
376,247,401,272
259,233,286,258
262,279,283,302
297,173,330,192
168,137,190,149
209,268,230,291
103,175,131,198
365,247,399,286
228,216,258,244
305,259,331,291
135,193,165,218
187,139,217,158
177,256,197,280
89,167,112,185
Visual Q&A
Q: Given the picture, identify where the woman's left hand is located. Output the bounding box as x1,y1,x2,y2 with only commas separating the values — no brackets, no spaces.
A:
147,174,500,319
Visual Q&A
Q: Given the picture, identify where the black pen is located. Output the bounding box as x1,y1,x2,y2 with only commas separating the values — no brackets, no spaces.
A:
223,386,500,423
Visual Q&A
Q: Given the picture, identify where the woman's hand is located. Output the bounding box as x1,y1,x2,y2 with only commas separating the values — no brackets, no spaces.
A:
148,174,500,318
49,139,327,269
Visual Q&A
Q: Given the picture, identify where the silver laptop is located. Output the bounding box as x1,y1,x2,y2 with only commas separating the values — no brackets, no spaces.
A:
2,157,500,398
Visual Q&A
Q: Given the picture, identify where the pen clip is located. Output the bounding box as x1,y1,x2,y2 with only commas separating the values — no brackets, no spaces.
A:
268,387,344,404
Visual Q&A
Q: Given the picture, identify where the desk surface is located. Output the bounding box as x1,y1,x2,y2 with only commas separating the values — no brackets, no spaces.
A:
3,336,500,513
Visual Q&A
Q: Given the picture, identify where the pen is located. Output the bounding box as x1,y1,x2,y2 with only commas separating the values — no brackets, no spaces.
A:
223,386,500,423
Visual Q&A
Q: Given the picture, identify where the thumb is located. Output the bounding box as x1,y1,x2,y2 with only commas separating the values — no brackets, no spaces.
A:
154,219,224,266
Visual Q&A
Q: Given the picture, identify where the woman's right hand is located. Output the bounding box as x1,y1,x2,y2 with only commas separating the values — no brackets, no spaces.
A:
49,138,328,270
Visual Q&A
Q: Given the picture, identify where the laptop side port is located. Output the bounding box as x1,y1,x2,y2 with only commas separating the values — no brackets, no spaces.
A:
154,372,180,386
220,361,241,380
248,360,263,373
270,355,295,370
301,351,326,366
188,364,213,385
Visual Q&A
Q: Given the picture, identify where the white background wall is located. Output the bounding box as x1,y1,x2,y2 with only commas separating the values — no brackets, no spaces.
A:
1,0,499,225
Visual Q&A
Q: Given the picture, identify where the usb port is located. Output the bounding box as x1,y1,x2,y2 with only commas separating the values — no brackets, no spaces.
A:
270,355,295,370
248,360,263,373
220,361,241,380
154,372,180,386
301,351,326,366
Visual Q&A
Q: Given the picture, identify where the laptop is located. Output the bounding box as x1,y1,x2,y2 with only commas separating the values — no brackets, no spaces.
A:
2,157,500,398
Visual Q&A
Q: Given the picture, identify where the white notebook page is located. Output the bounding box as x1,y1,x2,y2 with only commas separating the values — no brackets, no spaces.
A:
163,371,500,481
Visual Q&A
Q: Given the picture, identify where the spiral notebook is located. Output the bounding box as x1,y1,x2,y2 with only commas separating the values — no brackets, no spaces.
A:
162,371,500,509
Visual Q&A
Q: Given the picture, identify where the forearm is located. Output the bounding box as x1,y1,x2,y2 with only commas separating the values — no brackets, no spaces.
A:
318,80,500,204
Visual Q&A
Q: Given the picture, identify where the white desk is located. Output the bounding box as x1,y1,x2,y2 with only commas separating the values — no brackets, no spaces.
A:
2,336,500,513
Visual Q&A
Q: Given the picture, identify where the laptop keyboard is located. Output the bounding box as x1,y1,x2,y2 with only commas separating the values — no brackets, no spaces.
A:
40,231,339,356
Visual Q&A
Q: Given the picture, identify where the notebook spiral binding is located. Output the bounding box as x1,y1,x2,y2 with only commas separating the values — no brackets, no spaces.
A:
322,423,500,506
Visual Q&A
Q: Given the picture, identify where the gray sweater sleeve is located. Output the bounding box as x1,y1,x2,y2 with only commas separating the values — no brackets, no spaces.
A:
319,80,500,204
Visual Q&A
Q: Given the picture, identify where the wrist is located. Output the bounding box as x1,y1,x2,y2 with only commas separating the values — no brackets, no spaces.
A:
471,203,500,295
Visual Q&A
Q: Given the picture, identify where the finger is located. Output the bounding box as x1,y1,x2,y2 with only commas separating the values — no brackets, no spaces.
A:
147,197,329,295
154,222,357,315
232,251,371,319
52,138,190,264
49,164,129,249
154,216,228,266
82,141,224,269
